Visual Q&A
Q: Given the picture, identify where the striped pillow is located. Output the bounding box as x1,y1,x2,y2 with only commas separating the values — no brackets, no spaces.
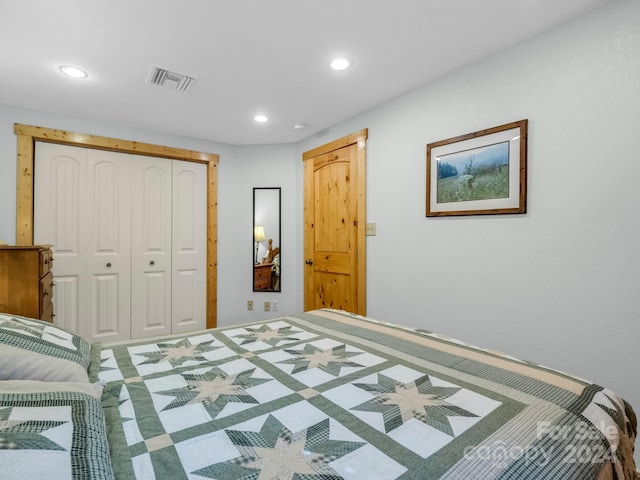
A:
0,313,93,382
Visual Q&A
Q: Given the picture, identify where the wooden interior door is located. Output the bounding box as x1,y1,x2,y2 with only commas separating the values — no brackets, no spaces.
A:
303,129,367,314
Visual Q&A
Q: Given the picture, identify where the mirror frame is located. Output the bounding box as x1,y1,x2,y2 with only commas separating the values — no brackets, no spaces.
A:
253,187,281,292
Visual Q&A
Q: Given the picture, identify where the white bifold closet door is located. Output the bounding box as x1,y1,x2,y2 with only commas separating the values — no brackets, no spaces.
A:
34,142,206,342
130,155,172,339
171,161,207,335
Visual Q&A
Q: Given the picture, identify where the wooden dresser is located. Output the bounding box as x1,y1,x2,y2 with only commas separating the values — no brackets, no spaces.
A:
0,245,54,322
254,263,273,290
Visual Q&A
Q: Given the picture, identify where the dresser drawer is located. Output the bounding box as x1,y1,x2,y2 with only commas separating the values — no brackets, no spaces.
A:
254,264,273,290
41,302,54,323
40,248,53,276
40,271,54,314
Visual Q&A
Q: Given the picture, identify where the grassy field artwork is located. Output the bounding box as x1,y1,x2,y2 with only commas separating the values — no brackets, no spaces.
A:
426,119,527,217
436,141,509,204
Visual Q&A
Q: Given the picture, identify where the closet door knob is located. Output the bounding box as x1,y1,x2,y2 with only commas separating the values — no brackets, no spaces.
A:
150,261,155,266
106,262,112,268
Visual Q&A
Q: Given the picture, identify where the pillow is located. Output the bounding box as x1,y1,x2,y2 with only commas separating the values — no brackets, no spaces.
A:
0,344,90,382
0,379,103,399
0,381,113,479
0,313,92,382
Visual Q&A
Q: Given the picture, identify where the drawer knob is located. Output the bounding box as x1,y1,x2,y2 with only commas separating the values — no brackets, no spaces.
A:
305,258,313,265
106,262,112,268
150,260,155,266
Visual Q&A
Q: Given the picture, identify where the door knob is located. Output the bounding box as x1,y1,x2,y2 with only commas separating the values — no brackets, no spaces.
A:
305,259,313,265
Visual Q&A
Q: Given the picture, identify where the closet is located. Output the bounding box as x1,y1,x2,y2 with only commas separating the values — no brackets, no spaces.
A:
33,142,207,342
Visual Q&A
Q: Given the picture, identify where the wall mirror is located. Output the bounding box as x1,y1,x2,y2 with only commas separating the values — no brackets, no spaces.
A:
253,187,281,292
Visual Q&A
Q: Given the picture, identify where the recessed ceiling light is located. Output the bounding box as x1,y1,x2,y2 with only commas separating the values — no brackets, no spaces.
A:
59,65,88,78
330,58,350,71
254,115,269,123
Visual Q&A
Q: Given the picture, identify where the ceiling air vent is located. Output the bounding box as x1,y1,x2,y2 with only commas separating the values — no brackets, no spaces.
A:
147,65,197,93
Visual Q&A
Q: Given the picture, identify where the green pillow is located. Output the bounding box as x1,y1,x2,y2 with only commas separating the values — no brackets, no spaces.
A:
0,313,93,382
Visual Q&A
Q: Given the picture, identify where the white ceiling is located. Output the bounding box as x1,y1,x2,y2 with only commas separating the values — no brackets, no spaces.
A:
0,0,609,146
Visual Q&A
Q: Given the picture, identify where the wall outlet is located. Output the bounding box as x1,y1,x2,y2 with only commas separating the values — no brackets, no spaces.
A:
366,222,377,236
264,301,270,312
247,300,253,311
272,301,279,312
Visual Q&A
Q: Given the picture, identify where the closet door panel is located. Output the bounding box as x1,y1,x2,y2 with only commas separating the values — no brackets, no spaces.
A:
172,161,206,333
175,269,196,328
131,156,172,339
84,150,132,342
34,142,87,335
51,277,79,333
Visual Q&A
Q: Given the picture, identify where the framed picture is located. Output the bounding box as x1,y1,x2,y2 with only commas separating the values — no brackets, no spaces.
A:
426,119,528,217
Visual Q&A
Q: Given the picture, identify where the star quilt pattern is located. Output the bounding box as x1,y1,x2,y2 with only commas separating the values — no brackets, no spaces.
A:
99,309,638,480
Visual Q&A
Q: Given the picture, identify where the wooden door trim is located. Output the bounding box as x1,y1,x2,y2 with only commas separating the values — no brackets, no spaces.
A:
303,128,368,314
14,123,219,328
302,129,368,161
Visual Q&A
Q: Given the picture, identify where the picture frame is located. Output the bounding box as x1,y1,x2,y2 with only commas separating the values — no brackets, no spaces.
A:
426,119,528,217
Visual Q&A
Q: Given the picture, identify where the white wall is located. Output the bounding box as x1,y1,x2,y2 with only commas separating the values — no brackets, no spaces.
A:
216,144,298,325
296,0,640,414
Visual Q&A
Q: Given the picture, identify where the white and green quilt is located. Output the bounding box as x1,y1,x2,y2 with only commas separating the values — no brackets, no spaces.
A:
99,309,639,480
0,386,113,479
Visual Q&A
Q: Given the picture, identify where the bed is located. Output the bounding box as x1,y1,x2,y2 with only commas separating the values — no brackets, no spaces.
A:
0,309,637,479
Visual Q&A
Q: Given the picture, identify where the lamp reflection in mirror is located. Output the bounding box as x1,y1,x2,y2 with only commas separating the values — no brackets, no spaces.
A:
254,225,266,263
